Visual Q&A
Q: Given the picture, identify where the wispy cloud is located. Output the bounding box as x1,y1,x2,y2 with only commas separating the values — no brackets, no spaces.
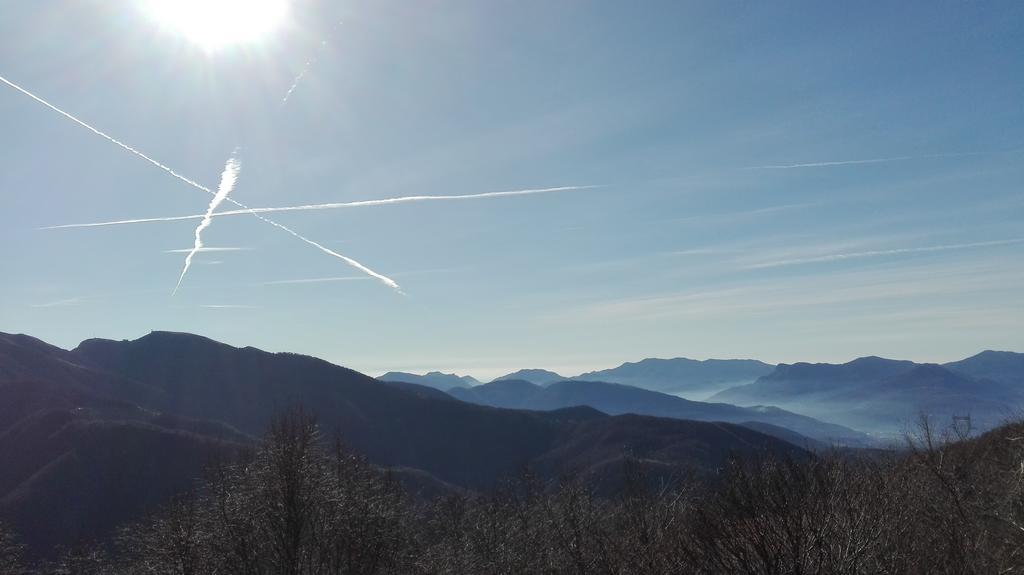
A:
744,152,980,170
41,185,599,229
199,304,261,309
748,237,1024,269
29,297,84,308
547,257,1024,326
261,276,370,285
174,156,241,295
670,247,743,257
666,202,820,225
0,73,400,292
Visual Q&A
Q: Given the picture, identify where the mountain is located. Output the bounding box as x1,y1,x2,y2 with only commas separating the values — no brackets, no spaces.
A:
1,330,808,556
0,332,248,554
946,350,1024,386
528,414,808,496
449,379,541,408
574,357,775,399
492,369,567,386
378,371,480,391
379,379,459,401
711,356,917,405
449,379,869,445
711,358,1022,435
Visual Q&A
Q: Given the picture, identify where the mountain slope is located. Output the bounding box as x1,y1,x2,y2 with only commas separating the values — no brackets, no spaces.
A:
575,357,775,398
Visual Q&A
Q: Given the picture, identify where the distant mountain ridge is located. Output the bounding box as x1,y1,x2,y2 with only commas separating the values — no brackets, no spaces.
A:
449,379,868,446
396,357,778,397
378,370,480,391
572,357,776,398
493,369,567,386
945,350,1024,386
710,354,1024,434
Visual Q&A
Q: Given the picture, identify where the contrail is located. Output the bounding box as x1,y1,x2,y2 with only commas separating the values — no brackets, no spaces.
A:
0,73,401,291
744,152,980,170
173,156,241,295
0,74,212,191
281,40,327,104
163,247,249,253
256,216,402,292
282,21,341,104
749,238,1024,269
41,185,598,229
281,61,313,104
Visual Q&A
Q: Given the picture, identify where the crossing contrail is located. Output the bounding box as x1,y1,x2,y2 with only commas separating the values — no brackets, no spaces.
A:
173,155,240,295
41,185,598,229
0,73,401,291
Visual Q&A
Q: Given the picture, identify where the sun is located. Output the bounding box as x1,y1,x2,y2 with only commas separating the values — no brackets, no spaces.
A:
145,0,289,50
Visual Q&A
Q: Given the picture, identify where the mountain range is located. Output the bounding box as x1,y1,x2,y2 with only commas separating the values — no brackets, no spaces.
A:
382,358,777,398
0,330,805,556
3,329,1021,556
388,350,1024,437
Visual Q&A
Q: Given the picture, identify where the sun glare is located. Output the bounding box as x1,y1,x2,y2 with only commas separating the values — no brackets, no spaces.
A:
145,0,289,50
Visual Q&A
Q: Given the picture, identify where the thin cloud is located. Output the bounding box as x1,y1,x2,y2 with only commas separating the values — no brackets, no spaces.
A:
41,185,599,229
174,156,241,295
0,73,401,292
744,152,980,170
547,257,1024,326
262,276,370,284
665,202,819,225
748,237,1024,269
199,304,261,309
671,247,742,257
30,297,84,308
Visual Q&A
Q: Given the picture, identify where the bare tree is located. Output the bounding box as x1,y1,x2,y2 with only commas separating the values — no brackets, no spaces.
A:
0,521,26,575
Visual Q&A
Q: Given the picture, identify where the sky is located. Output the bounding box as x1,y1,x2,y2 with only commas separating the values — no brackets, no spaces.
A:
1,0,1022,381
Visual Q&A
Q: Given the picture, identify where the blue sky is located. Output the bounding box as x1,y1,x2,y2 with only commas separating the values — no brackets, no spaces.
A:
1,0,1022,380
